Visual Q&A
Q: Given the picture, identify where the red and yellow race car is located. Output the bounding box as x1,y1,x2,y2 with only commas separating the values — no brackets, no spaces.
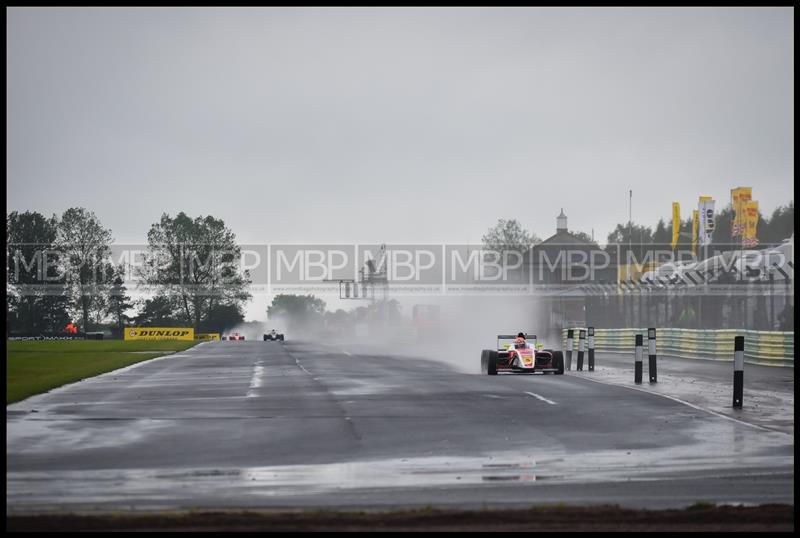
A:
480,333,564,375
223,332,245,341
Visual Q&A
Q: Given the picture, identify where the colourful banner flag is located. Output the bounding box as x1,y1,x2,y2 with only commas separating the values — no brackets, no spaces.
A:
698,196,715,247
691,209,699,256
730,187,752,237
671,202,680,251
742,200,759,247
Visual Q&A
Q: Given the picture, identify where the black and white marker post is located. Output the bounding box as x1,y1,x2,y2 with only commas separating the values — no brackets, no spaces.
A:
648,327,657,383
566,329,574,371
733,336,744,408
587,327,595,371
634,334,643,384
577,330,586,371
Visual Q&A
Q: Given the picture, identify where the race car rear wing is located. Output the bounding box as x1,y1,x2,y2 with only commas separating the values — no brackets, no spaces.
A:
497,333,537,350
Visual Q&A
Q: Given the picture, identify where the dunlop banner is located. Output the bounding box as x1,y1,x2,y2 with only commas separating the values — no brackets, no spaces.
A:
691,209,699,256
743,200,760,247
671,202,680,251
124,327,194,341
195,333,221,341
731,187,752,237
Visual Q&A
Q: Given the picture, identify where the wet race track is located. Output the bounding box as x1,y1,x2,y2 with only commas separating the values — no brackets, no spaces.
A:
6,340,794,513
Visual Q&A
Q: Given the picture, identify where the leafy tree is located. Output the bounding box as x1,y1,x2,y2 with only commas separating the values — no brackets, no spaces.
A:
55,207,114,331
605,222,654,264
201,303,245,333
762,202,793,245
324,309,353,334
133,296,183,327
366,299,402,323
481,219,540,253
652,219,670,246
709,205,735,249
141,212,251,328
571,230,598,245
106,264,134,337
7,211,70,333
267,294,326,332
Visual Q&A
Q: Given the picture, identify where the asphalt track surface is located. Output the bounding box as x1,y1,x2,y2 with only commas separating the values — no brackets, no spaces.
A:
6,340,794,513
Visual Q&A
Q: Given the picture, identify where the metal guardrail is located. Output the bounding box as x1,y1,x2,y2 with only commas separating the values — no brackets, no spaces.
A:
562,328,794,367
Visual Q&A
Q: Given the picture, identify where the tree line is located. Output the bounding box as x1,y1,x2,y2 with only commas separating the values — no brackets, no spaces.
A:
6,208,251,336
482,202,794,258
266,293,403,336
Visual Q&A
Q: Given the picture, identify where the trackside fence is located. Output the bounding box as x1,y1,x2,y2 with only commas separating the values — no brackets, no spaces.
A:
561,328,794,367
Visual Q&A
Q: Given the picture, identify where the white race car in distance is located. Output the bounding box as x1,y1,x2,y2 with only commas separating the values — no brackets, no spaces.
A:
263,329,284,341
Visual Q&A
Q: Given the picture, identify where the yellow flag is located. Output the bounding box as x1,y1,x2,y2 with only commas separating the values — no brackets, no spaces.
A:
671,202,680,250
731,187,752,237
743,200,759,247
691,209,699,256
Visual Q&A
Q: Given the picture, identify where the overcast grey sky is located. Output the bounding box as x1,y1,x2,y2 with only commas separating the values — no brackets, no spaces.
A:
8,7,793,247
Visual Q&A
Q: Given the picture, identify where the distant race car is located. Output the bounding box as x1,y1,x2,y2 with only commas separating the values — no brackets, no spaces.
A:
480,333,564,375
263,329,284,341
226,333,245,341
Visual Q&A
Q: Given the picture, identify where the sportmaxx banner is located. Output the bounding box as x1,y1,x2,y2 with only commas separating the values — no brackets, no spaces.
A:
124,327,194,341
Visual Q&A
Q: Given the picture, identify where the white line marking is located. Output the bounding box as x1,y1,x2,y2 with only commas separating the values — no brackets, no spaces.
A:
246,361,265,397
295,358,312,375
571,374,789,436
342,350,352,356
525,391,557,405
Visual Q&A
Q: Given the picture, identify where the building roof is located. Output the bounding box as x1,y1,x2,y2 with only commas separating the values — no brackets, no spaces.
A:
537,229,596,247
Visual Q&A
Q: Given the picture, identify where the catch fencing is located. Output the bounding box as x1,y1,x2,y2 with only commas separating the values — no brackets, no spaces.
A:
561,327,793,367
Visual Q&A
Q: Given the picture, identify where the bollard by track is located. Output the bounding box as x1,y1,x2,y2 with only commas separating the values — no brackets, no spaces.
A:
634,333,643,384
566,329,574,370
577,330,586,371
588,327,595,371
733,336,744,408
648,327,657,383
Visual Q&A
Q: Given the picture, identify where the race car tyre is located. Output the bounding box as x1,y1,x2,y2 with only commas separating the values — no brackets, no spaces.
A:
553,351,565,375
480,349,489,373
263,335,268,341
488,350,498,375
278,335,284,341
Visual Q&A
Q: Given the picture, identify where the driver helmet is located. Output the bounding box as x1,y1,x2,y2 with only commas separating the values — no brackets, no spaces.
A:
514,336,526,349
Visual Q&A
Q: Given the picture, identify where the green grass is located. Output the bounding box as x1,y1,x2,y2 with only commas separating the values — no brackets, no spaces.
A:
6,340,198,405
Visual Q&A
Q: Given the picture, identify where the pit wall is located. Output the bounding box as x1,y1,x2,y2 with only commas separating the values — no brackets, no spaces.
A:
561,328,794,367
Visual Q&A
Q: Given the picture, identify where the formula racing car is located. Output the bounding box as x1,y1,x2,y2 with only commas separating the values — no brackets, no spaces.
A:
225,332,245,341
480,333,564,375
263,329,285,341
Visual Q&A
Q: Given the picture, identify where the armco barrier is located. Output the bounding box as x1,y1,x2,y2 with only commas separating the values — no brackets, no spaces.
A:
562,328,793,367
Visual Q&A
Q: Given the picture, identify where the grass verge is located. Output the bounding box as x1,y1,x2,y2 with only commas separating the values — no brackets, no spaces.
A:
5,504,795,531
6,340,198,405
